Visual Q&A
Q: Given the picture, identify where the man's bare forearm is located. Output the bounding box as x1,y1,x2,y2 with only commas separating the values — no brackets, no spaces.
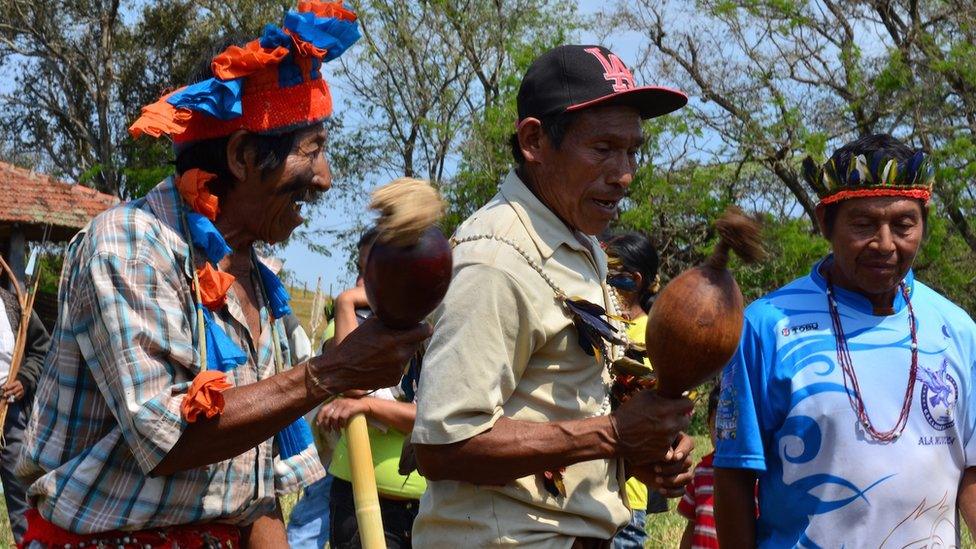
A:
714,467,758,549
152,357,343,475
242,502,287,547
415,416,618,485
151,315,430,476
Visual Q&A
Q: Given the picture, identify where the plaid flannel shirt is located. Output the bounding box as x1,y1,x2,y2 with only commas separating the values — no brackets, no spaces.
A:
17,178,324,534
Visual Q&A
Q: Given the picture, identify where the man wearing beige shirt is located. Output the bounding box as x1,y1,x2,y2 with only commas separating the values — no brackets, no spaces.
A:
412,45,696,548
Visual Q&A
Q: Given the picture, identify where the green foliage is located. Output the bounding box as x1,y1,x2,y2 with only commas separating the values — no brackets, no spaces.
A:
36,252,65,295
913,212,976,315
733,216,828,301
436,1,580,234
617,0,976,318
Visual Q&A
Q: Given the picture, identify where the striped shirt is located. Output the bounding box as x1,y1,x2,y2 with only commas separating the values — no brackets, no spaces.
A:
16,178,324,534
677,452,718,549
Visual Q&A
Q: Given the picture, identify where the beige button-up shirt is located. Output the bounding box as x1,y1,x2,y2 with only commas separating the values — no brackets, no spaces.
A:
412,171,630,547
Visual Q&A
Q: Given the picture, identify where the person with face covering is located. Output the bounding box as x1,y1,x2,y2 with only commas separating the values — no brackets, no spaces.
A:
713,134,976,547
411,45,695,548
600,231,669,549
16,3,429,547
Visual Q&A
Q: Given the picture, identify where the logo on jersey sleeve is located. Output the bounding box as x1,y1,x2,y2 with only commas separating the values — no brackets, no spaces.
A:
919,358,957,431
716,370,738,440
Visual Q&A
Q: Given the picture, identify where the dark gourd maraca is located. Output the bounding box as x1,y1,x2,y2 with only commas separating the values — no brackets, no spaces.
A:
646,207,764,397
364,178,452,329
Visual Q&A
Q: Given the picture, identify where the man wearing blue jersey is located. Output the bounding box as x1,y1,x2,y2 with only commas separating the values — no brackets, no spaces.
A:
713,134,976,547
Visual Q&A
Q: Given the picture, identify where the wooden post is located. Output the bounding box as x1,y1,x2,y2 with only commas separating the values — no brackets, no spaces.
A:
7,226,25,292
345,413,386,548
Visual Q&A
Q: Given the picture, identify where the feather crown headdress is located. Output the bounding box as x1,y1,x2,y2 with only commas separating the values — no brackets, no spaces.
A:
802,148,934,206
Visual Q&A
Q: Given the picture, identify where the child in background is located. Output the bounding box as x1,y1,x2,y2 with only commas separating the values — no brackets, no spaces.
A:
678,386,721,549
601,232,668,549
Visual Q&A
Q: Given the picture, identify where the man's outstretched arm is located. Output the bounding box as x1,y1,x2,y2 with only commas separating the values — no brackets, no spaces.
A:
152,317,429,475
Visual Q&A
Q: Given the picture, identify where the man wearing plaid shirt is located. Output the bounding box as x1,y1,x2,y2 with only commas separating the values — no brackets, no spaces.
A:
15,2,430,547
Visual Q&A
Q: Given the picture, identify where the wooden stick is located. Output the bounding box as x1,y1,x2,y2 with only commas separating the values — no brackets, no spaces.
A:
345,413,386,548
0,263,38,438
0,254,25,308
4,275,38,384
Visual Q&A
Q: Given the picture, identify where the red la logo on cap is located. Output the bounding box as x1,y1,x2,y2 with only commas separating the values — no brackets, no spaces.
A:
583,48,636,92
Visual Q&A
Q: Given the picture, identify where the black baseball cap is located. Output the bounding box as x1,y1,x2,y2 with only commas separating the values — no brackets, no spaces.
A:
517,45,687,122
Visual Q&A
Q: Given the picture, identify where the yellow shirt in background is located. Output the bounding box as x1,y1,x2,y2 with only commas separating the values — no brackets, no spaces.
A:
624,315,649,510
329,425,427,500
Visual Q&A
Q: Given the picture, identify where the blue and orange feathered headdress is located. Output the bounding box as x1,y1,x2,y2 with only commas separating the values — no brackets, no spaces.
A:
802,150,935,206
129,0,359,144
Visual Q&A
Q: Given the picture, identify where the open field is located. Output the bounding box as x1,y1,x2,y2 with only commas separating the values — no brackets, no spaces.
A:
288,284,333,350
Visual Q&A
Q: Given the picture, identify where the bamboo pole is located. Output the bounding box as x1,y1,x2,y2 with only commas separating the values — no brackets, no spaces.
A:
345,413,386,548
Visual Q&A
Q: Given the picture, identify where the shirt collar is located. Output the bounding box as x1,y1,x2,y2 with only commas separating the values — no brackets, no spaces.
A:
144,177,197,280
498,170,601,263
808,254,916,315
147,178,278,362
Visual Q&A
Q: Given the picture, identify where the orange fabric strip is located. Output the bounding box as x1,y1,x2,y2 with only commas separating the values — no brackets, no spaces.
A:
287,29,328,59
211,40,291,80
195,262,236,311
818,187,932,206
182,370,234,423
128,93,193,139
297,0,358,21
176,169,220,220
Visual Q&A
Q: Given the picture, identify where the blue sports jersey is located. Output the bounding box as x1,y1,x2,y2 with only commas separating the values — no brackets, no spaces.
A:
715,256,976,548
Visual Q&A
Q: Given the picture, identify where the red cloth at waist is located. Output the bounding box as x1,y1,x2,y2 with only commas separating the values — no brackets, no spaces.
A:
22,508,242,548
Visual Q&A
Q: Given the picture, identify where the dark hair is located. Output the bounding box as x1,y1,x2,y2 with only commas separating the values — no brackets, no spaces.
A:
172,33,305,200
355,226,380,276
509,111,580,167
604,231,660,313
357,226,380,250
821,134,928,238
707,384,720,418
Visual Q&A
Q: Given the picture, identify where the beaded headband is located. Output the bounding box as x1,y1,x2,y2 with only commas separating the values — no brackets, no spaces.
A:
129,0,359,145
802,150,934,206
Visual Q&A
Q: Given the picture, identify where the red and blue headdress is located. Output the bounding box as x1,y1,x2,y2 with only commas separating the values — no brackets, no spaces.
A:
136,1,357,463
129,0,359,144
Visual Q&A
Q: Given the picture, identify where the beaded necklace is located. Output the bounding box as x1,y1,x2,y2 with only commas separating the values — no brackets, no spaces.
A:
453,233,629,498
825,277,918,443
451,234,628,410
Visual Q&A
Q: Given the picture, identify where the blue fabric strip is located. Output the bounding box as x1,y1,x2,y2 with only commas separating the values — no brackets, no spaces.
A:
201,307,248,371
260,24,291,49
278,417,315,459
277,52,304,89
283,11,361,62
186,212,232,264
167,78,243,120
257,261,293,319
